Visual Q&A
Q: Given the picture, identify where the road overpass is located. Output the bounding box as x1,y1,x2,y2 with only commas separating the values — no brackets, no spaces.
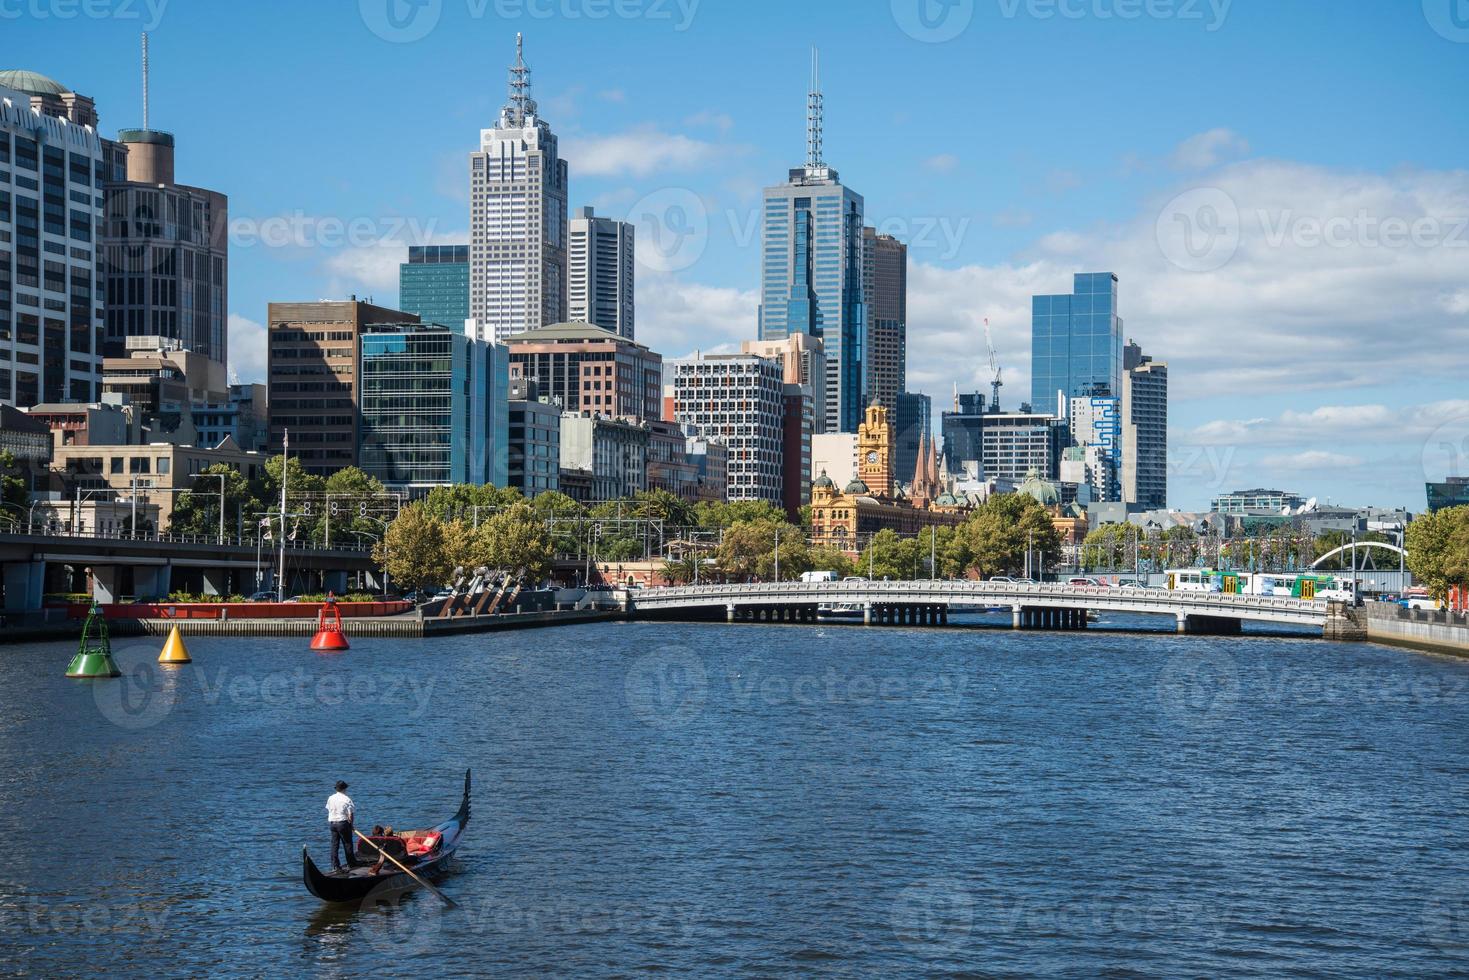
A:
0,530,380,610
627,580,1332,635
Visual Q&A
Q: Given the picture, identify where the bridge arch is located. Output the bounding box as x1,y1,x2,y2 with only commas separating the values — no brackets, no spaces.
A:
1310,542,1406,569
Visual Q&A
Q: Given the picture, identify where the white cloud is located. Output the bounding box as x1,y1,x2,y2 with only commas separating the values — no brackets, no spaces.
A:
563,127,734,178
599,89,626,103
227,314,268,384
1170,128,1250,170
635,271,758,359
322,227,469,299
924,153,960,173
1259,450,1366,471
684,109,733,134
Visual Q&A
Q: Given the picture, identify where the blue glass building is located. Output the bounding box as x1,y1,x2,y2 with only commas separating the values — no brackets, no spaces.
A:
359,323,508,490
399,245,470,329
1030,272,1124,412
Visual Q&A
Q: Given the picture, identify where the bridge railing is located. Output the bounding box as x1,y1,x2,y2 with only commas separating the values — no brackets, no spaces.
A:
633,579,1325,613
0,525,372,553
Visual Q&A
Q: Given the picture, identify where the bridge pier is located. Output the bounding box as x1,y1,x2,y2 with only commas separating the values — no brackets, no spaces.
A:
1176,614,1243,636
3,559,45,612
1012,606,1089,631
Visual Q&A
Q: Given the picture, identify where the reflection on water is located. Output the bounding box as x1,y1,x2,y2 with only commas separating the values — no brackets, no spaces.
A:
1,620,1466,976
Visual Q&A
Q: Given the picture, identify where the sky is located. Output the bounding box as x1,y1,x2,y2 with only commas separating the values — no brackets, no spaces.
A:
10,0,1469,511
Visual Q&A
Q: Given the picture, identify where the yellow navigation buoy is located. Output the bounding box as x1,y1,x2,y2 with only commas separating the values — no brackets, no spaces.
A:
158,625,192,664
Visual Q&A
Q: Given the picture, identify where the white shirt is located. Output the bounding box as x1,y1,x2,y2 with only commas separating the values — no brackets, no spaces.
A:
326,791,354,824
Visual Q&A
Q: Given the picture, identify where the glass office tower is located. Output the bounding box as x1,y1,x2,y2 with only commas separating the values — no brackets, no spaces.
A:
399,245,470,329
1030,272,1124,411
359,323,508,490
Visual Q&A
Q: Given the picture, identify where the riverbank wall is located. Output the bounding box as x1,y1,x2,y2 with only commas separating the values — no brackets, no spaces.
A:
1365,602,1469,656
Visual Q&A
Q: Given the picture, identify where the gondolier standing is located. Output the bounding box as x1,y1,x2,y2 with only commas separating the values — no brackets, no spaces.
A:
326,780,355,871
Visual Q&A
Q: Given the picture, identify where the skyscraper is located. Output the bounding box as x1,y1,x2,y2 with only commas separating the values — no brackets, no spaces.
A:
757,53,866,433
100,38,229,369
1030,272,1124,410
469,35,568,343
895,391,931,486
399,245,469,328
672,351,787,506
568,206,634,339
359,322,509,490
1122,340,1168,509
863,227,906,417
0,71,107,406
1067,386,1121,502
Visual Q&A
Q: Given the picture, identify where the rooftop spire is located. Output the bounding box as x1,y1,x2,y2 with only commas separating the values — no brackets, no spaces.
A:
141,32,149,129
505,32,538,126
805,47,823,171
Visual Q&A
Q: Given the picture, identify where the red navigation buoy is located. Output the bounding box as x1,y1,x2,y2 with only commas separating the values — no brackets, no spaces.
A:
310,594,350,651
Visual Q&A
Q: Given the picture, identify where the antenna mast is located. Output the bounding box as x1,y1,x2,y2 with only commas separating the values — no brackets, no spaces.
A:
805,47,823,171
506,32,537,125
141,32,149,130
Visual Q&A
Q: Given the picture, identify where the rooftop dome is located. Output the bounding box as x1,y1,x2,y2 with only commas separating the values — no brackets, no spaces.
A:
845,477,870,495
936,492,960,507
1017,467,1059,507
813,470,835,490
0,70,69,97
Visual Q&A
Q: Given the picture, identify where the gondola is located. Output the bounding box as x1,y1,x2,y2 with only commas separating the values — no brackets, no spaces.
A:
303,769,471,903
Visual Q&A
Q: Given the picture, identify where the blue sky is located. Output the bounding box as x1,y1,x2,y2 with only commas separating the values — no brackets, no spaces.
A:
11,0,1469,510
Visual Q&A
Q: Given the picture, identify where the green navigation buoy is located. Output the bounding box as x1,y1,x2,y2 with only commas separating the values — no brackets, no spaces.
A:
66,602,120,678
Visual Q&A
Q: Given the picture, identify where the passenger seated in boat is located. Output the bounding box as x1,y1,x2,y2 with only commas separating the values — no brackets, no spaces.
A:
364,826,407,874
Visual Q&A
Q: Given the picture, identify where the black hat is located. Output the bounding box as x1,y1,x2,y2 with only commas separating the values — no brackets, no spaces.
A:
335,780,348,792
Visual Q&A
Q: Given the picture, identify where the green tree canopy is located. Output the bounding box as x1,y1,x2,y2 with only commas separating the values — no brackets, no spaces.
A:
1406,507,1469,599
959,494,1062,578
376,504,451,593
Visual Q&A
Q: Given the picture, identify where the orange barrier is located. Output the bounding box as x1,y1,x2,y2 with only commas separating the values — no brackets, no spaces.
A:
68,601,412,621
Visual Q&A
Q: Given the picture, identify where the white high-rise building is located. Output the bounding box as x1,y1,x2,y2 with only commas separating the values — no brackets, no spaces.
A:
469,34,568,343
568,206,633,340
672,352,786,506
0,74,107,406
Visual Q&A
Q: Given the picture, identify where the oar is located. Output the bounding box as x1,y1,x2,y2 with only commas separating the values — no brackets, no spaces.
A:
353,829,458,909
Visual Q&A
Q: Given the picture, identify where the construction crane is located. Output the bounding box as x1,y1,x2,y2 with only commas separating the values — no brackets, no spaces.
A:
982,317,1003,412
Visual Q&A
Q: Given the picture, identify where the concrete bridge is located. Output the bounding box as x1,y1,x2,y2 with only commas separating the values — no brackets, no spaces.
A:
627,580,1331,635
0,530,381,611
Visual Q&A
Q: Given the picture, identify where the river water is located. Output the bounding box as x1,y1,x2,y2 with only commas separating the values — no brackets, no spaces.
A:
1,617,1467,976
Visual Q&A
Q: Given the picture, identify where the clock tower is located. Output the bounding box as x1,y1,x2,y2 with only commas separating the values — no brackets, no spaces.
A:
856,401,894,497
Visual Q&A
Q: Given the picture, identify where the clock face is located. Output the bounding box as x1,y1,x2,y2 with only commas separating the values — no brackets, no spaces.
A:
866,451,879,464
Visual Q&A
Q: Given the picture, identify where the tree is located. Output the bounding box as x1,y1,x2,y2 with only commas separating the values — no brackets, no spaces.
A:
0,449,26,512
806,545,854,580
960,493,1062,578
377,504,451,593
168,463,258,538
694,498,787,529
716,518,810,581
418,483,524,524
530,490,588,556
1081,523,1131,570
1406,507,1469,600
478,501,553,580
